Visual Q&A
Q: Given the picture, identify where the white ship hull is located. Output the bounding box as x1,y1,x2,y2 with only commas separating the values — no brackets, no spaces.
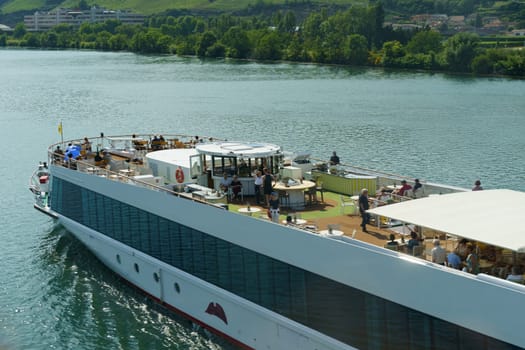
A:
58,207,353,350
51,166,525,349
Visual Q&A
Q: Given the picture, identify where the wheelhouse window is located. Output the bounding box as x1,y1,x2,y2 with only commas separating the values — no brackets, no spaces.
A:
211,155,283,177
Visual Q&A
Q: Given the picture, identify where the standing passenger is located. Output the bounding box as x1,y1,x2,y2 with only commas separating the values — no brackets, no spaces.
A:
465,244,480,274
262,168,274,207
431,239,447,265
359,188,370,233
254,170,263,205
269,192,280,223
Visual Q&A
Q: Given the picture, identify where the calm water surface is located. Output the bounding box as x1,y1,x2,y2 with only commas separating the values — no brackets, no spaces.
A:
0,49,524,350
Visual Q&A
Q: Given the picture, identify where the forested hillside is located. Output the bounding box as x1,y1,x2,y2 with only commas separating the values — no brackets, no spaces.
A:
1,4,524,76
1,0,524,77
1,0,524,27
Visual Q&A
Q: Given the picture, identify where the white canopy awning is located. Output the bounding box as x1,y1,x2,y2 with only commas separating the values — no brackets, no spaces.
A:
196,141,281,158
367,189,525,252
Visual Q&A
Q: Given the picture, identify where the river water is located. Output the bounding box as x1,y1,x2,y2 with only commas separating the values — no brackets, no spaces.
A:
0,49,524,349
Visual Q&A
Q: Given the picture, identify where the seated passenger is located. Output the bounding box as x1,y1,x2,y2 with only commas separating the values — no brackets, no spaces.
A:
219,173,231,193
94,151,103,163
53,145,64,163
82,137,92,154
151,136,161,150
412,179,423,197
406,231,420,254
446,250,462,269
376,187,390,204
230,175,243,200
394,180,412,197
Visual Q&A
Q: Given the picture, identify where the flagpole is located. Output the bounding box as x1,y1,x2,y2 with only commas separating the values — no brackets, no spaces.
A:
58,121,64,146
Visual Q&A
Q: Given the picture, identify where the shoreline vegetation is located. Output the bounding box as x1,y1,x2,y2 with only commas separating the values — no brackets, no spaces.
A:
1,5,524,77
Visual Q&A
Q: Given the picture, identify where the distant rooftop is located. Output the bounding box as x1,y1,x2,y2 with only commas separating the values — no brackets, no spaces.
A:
0,24,13,32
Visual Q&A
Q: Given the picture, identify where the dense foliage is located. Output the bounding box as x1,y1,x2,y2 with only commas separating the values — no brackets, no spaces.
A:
1,5,523,76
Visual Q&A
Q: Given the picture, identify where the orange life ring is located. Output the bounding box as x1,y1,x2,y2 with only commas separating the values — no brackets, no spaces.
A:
175,167,184,183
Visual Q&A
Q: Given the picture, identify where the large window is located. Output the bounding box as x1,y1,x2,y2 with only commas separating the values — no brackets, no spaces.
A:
51,177,518,350
210,155,283,177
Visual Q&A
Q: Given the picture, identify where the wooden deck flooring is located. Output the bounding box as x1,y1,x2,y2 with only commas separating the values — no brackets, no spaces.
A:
230,196,396,248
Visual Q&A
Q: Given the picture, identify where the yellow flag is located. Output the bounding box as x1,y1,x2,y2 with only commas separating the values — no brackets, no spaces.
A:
58,122,63,135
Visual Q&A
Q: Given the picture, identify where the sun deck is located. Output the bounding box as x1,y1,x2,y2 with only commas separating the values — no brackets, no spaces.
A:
46,134,525,284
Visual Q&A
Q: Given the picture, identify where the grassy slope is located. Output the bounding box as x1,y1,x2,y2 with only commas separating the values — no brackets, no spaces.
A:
2,0,358,15
2,0,46,13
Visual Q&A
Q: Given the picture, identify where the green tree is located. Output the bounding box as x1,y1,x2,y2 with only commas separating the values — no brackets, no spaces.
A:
117,24,142,38
206,43,226,58
131,30,161,53
406,30,442,54
471,54,493,74
95,31,112,50
40,32,58,48
444,32,479,72
345,34,369,65
23,32,40,47
279,11,296,33
222,26,251,59
13,23,26,39
0,34,7,46
283,36,306,61
495,53,525,76
79,22,94,35
253,30,282,60
381,40,405,66
303,13,323,40
197,31,217,57
109,33,129,51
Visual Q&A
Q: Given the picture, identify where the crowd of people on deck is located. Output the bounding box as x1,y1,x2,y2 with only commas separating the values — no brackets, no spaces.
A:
392,231,524,282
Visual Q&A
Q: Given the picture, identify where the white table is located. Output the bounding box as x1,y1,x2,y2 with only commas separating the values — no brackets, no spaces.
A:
319,229,344,237
192,191,227,204
282,218,307,225
238,207,261,216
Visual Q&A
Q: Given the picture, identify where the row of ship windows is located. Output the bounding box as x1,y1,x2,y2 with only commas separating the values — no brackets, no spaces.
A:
116,253,181,294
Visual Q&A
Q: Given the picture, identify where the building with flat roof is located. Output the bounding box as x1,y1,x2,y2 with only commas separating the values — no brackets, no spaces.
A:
24,7,145,31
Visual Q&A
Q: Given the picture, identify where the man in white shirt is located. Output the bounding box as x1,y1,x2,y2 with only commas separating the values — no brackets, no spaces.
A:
219,173,231,193
431,239,447,265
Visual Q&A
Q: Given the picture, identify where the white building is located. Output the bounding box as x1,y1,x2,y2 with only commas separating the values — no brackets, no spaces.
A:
24,7,145,31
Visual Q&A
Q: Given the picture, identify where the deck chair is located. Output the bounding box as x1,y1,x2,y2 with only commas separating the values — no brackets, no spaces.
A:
229,185,243,202
340,195,356,215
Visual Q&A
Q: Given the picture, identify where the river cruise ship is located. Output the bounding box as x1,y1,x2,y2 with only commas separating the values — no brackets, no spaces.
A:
29,133,525,350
